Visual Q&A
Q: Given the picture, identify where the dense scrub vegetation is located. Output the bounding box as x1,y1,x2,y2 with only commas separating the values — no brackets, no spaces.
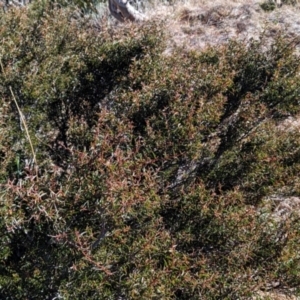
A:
1,2,300,299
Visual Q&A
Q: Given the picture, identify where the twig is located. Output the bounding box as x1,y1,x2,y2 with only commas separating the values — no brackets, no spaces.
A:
1,57,37,167
9,86,37,167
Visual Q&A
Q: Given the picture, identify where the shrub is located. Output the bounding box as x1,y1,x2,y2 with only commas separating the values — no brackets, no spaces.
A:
1,4,300,299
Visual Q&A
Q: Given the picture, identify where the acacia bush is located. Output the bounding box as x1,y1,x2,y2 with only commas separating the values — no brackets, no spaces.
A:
1,3,300,299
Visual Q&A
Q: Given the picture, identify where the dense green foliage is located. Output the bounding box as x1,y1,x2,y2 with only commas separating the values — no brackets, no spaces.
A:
1,3,300,299
260,0,299,11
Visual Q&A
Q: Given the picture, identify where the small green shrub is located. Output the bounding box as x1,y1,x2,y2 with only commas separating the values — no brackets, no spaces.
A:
1,4,300,299
260,1,277,11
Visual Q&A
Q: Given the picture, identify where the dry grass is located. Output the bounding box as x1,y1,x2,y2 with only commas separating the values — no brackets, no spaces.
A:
94,0,300,54
136,0,300,53
253,290,300,299
278,115,300,131
262,196,300,222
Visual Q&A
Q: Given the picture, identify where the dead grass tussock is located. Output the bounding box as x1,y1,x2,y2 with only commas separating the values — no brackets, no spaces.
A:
140,0,300,53
253,290,300,299
277,115,300,131
262,196,300,222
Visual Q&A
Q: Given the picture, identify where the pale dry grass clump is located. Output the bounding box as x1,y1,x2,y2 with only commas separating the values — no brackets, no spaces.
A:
262,196,300,222
140,0,300,53
253,290,300,299
277,115,300,131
